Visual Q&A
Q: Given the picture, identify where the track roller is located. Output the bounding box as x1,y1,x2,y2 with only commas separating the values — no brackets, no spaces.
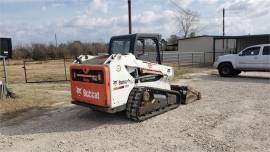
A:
126,87,181,121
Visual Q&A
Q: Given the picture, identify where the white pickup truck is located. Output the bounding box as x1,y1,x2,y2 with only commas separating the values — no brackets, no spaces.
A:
214,44,270,77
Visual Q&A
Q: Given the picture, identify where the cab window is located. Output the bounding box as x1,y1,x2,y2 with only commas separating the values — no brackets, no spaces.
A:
134,40,145,58
241,47,260,56
262,46,270,55
134,38,159,63
110,39,131,54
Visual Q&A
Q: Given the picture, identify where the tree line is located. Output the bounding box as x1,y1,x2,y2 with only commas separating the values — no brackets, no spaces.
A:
13,41,108,60
12,33,190,61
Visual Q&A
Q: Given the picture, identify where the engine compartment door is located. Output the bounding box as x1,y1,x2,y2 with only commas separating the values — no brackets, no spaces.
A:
70,65,111,107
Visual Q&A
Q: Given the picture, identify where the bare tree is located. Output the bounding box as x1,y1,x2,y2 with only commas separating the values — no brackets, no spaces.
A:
167,34,179,44
169,0,200,38
178,9,199,38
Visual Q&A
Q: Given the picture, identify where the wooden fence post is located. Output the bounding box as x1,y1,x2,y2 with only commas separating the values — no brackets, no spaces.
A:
64,58,68,81
23,61,28,83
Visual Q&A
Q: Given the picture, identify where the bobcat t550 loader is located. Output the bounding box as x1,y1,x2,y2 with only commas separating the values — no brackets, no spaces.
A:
70,33,200,121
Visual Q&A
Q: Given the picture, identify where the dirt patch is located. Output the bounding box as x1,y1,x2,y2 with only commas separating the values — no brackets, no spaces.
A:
0,107,49,127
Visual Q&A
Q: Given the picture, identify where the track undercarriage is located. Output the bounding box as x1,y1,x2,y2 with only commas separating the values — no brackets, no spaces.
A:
126,86,200,121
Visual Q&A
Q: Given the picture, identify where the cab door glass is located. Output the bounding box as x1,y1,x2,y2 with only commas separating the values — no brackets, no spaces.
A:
241,47,261,56
134,38,159,63
134,40,144,58
262,46,270,55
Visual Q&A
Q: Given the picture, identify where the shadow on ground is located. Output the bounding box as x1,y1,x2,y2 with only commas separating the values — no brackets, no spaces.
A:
0,105,131,136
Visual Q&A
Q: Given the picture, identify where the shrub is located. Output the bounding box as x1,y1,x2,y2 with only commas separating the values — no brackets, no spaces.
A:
13,47,32,59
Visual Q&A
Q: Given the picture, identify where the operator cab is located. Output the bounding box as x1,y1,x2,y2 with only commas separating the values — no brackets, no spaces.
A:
109,33,162,64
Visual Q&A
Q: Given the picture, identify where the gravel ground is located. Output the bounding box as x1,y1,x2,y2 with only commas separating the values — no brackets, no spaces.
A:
0,71,270,152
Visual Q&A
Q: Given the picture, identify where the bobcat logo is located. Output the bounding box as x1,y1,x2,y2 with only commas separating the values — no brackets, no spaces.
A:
76,87,99,99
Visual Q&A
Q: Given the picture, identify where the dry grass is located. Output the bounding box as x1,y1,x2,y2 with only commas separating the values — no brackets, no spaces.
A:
1,59,72,83
24,60,72,83
173,65,212,80
164,63,212,80
0,59,72,116
0,83,70,114
0,60,212,116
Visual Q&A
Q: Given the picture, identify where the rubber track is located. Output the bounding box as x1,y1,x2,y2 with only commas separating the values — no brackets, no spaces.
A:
126,87,180,122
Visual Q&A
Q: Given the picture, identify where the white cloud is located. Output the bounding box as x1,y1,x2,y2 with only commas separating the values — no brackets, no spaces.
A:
199,0,220,5
1,0,58,3
51,3,65,8
197,0,270,36
1,0,269,45
168,0,194,8
217,0,270,35
91,0,109,14
41,6,47,11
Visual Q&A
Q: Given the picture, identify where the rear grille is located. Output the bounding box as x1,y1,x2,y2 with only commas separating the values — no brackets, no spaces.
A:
72,69,104,84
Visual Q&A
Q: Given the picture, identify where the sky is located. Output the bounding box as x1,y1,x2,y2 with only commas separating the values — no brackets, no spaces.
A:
0,0,269,46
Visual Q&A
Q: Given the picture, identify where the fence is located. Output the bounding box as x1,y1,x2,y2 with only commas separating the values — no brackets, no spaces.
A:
19,51,231,83
0,56,8,99
146,51,232,65
23,58,72,83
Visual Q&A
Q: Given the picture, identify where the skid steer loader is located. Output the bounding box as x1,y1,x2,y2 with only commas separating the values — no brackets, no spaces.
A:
70,33,201,121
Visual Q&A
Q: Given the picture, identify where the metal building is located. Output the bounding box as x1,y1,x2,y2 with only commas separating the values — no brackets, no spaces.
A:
178,34,270,63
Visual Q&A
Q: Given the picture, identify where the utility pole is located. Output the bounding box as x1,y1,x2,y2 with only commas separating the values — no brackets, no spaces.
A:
128,0,132,34
55,33,58,47
223,8,225,49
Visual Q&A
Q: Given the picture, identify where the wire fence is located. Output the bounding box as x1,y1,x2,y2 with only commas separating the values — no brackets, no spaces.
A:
23,58,73,83
146,51,232,65
17,51,232,83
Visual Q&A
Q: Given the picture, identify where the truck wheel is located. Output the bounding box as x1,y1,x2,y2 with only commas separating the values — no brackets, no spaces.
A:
218,63,234,77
